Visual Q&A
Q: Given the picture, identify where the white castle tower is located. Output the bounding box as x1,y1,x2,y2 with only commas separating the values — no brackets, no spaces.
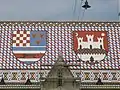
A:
76,33,106,62
77,34,104,50
86,34,94,42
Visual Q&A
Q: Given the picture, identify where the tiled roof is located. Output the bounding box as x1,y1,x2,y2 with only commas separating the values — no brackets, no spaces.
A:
0,22,119,70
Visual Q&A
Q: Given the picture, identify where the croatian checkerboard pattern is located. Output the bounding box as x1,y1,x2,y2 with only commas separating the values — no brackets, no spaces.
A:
0,22,120,70
12,31,30,47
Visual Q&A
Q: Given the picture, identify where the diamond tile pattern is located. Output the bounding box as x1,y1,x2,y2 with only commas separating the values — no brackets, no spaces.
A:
0,22,119,70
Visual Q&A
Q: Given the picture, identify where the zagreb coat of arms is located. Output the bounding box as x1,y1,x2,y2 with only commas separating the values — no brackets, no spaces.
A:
73,31,108,63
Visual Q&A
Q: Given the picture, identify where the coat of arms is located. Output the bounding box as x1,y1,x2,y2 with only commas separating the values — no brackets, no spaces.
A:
12,31,46,64
73,31,108,63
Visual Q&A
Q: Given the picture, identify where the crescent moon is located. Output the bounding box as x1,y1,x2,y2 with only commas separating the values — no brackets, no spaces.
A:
76,33,78,37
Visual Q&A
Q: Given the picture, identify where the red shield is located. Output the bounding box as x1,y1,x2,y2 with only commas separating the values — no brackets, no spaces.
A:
73,31,108,63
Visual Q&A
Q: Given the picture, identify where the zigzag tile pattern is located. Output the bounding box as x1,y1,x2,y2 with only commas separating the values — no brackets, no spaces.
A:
0,22,119,70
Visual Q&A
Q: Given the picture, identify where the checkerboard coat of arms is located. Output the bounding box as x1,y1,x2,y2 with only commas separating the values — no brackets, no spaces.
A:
12,31,46,64
73,31,108,63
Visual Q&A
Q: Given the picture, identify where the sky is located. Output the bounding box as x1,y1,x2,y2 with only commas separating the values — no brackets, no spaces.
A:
0,0,119,21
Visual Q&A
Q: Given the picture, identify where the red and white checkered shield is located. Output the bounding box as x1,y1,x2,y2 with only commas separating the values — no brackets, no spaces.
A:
12,31,46,64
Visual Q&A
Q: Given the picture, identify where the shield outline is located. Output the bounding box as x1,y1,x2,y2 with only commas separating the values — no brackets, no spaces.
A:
11,30,47,64
72,31,108,63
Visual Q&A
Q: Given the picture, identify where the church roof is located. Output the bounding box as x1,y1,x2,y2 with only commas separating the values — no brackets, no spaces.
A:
0,22,119,87
0,22,119,70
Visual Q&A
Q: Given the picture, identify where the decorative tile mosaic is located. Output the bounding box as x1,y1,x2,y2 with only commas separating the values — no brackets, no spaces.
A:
0,70,49,82
71,70,120,82
0,22,119,70
0,70,119,82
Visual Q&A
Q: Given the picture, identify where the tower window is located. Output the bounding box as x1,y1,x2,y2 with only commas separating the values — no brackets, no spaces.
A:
58,79,62,86
100,45,102,49
90,45,92,49
57,69,62,86
80,45,82,49
90,56,94,62
89,39,91,41
57,69,62,77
